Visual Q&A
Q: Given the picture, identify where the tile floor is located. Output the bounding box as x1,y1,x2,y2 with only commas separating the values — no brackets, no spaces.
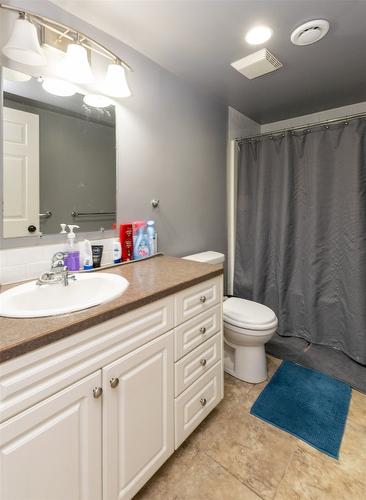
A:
135,356,366,500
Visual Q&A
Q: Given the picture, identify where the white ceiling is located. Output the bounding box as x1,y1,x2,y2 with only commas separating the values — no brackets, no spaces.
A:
54,0,366,123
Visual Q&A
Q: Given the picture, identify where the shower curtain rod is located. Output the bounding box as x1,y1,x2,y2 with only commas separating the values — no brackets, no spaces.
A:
235,110,366,143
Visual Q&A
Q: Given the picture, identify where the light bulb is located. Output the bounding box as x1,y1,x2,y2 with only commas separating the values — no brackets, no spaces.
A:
102,62,131,98
2,14,46,66
42,78,78,97
60,42,93,84
83,94,113,108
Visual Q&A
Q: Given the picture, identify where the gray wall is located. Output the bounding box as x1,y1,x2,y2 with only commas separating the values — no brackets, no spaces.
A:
1,0,228,257
4,94,116,234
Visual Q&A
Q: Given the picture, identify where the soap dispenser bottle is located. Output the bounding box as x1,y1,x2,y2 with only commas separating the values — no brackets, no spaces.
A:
61,224,80,271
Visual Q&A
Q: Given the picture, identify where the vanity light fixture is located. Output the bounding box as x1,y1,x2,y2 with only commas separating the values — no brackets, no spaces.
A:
2,67,31,82
2,12,46,66
0,4,133,98
60,39,93,84
41,77,78,97
102,60,132,97
245,25,273,45
83,94,113,108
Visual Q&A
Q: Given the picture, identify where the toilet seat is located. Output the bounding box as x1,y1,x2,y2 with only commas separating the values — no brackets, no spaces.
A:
223,297,278,332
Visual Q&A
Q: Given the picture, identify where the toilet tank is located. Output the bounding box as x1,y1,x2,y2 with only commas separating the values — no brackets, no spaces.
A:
183,251,225,266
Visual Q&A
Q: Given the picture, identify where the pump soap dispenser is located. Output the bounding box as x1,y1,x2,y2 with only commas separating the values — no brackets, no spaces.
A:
60,224,80,271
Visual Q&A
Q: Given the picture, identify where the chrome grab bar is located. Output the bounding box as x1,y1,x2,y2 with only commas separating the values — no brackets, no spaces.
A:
39,210,52,218
71,210,116,217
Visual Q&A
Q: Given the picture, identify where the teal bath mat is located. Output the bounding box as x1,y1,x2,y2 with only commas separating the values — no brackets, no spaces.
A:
250,361,351,458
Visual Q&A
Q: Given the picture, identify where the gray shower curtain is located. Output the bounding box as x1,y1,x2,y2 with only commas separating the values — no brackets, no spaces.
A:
234,118,366,365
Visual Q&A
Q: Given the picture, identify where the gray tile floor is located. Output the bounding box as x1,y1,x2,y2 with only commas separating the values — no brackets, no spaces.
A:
135,357,366,499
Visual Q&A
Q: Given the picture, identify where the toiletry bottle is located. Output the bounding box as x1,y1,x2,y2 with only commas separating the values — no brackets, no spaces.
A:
133,221,146,260
120,223,133,261
113,238,122,264
61,224,80,271
91,244,104,268
147,220,155,256
153,231,158,254
139,233,150,259
83,239,93,270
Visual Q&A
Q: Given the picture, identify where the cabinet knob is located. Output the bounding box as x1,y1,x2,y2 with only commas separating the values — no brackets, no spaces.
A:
110,377,119,389
200,296,207,304
28,224,37,233
200,397,207,407
200,358,207,366
93,387,103,399
200,326,207,334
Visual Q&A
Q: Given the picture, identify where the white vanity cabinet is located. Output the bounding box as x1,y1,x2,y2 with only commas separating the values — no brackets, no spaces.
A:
102,331,174,500
0,371,102,500
173,278,224,449
0,275,223,500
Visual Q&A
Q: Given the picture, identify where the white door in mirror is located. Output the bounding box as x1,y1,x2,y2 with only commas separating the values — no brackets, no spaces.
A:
0,273,129,318
3,107,40,238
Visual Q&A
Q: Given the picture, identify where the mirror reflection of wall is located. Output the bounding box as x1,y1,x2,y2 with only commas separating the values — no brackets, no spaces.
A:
3,73,116,237
0,5,132,241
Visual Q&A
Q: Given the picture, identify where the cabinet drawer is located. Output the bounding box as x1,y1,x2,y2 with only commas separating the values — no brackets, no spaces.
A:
174,277,222,325
174,303,222,361
174,333,222,397
175,361,222,449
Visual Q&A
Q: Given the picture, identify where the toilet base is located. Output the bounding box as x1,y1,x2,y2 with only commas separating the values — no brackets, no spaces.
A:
224,342,268,383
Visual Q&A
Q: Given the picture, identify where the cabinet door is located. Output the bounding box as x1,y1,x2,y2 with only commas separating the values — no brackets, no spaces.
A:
102,331,174,500
0,371,102,500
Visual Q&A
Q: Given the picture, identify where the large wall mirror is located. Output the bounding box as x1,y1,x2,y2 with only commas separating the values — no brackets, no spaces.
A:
3,73,116,237
0,4,132,242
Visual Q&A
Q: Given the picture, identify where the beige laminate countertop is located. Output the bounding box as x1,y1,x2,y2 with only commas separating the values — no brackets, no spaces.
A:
0,255,223,364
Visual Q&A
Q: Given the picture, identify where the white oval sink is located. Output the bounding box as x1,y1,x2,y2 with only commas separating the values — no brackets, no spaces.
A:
0,272,129,318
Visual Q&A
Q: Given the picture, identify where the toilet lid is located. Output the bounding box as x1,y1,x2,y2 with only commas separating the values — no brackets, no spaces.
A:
223,297,278,330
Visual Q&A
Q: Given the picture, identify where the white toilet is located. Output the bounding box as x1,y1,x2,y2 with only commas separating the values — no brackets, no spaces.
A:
183,251,278,383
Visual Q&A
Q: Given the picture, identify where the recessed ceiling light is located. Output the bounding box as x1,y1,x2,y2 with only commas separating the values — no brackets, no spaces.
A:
245,26,272,45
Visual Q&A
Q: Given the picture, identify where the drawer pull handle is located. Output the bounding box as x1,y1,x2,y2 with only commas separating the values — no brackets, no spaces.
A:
200,358,207,366
200,326,207,334
200,397,207,407
200,296,207,304
110,377,119,389
93,387,103,399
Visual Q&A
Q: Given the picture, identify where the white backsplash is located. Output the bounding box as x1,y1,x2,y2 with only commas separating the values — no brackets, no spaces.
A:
0,238,115,285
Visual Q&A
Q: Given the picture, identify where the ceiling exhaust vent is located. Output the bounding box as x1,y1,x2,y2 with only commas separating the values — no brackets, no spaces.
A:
291,20,329,46
231,49,283,80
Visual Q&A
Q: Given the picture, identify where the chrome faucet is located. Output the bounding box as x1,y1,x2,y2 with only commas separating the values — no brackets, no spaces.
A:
37,252,76,287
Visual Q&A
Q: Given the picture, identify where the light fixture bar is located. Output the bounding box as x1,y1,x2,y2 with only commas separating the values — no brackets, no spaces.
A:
0,3,132,71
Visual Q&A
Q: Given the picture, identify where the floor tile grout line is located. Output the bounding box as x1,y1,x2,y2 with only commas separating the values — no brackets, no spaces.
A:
272,443,299,499
201,450,266,500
